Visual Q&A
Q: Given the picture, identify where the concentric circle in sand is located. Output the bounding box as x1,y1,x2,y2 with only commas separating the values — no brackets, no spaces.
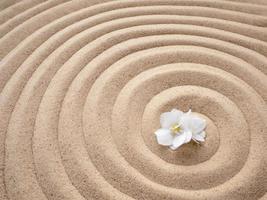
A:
0,0,266,200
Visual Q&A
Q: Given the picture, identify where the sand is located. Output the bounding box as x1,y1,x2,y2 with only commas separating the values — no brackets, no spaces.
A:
0,0,266,199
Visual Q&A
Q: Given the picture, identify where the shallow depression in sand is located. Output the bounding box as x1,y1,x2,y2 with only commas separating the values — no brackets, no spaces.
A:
0,0,266,200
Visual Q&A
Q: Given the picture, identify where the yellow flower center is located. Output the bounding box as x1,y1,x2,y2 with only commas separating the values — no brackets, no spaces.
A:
170,124,182,135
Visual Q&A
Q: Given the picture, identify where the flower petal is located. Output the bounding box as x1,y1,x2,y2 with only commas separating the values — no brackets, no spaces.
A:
160,109,183,128
180,114,206,134
170,145,177,150
200,131,206,138
184,131,192,143
155,129,173,146
191,117,206,134
179,114,192,131
193,131,205,142
171,109,184,117
171,133,187,150
186,109,192,115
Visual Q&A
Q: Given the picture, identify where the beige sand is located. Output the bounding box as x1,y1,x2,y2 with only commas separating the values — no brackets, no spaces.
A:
0,0,266,199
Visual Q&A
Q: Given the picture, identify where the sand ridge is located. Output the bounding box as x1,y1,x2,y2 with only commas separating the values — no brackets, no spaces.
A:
0,0,266,199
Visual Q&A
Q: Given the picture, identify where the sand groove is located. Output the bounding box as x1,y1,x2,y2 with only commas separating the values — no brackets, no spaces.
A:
0,0,266,200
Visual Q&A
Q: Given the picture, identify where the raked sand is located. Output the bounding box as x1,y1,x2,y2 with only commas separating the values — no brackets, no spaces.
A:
0,0,267,199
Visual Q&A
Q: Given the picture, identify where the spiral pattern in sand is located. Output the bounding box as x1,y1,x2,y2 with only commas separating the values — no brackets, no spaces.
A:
0,0,266,200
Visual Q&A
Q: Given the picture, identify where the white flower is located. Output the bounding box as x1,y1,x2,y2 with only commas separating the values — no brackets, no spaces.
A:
155,109,206,150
